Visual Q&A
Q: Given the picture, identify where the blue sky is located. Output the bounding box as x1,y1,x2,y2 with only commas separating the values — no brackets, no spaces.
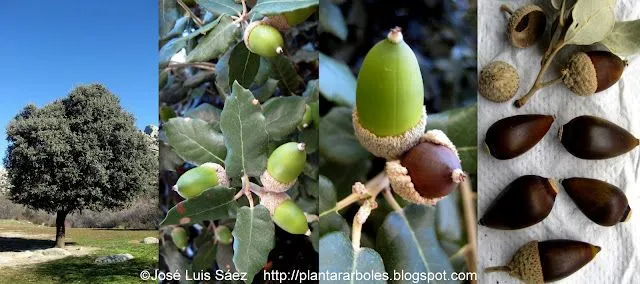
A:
0,1,157,158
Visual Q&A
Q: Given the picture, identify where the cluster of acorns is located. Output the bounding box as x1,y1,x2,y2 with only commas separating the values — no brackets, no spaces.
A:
478,4,638,283
173,141,311,236
352,27,466,206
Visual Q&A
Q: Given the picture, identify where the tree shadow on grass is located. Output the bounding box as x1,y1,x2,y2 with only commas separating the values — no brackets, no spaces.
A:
0,237,77,252
32,255,156,283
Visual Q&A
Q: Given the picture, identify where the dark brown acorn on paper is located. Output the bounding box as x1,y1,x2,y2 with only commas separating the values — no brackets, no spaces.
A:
485,115,555,160
562,51,627,96
562,177,632,226
479,175,558,230
486,239,601,283
560,115,639,159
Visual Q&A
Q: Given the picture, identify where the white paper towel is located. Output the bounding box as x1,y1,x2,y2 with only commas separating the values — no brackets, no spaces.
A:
478,1,640,283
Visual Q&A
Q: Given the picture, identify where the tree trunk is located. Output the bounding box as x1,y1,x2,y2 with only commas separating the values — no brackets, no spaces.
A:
55,211,68,248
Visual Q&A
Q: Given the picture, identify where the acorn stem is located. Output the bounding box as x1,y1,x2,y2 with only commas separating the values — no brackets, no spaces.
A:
382,187,403,212
500,5,513,15
387,27,404,44
241,175,254,207
318,172,389,217
351,201,373,250
485,266,511,273
515,41,566,108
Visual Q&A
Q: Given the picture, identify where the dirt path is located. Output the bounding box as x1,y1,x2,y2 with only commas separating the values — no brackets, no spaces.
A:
0,230,98,267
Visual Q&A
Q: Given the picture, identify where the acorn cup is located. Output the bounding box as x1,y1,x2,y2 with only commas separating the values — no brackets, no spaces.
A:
484,115,555,160
500,4,546,48
562,177,632,226
486,240,601,283
258,191,310,235
243,20,285,57
479,175,558,230
353,27,427,160
173,163,229,199
386,130,466,205
260,142,307,192
562,51,627,96
479,61,520,103
560,115,639,160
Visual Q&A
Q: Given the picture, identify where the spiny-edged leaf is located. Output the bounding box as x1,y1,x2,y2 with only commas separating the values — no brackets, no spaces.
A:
220,82,268,178
187,15,240,62
376,204,455,284
229,42,261,89
252,0,317,15
159,0,179,37
426,105,477,175
165,117,226,165
303,79,319,103
197,0,242,16
319,0,347,40
192,231,217,272
319,53,356,106
159,37,186,68
319,232,386,284
262,96,306,138
270,55,303,95
564,0,615,45
601,19,640,56
161,187,238,226
254,78,279,102
232,205,275,284
320,107,369,164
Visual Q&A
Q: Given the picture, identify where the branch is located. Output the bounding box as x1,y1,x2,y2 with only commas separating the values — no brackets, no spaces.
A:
319,172,389,217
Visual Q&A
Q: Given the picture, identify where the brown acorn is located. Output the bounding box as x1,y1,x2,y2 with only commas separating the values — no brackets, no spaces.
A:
562,51,627,96
560,115,639,159
386,130,466,205
562,177,632,226
480,175,558,230
501,4,547,48
485,115,555,160
486,239,601,283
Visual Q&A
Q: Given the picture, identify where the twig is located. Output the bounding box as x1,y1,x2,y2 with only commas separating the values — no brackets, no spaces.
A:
318,172,389,217
166,62,216,71
514,41,566,107
177,0,204,26
241,175,254,207
460,179,477,282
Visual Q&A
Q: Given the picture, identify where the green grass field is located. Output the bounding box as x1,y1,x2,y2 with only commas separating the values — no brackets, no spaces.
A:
0,220,158,283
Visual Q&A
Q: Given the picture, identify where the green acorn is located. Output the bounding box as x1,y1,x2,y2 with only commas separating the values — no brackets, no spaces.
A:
243,21,284,57
215,225,233,245
171,227,189,250
173,163,229,199
264,6,318,30
259,192,310,235
299,104,313,128
260,142,306,192
353,27,427,159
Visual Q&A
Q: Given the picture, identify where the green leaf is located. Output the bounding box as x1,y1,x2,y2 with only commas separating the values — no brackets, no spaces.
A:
376,204,454,284
252,0,317,15
320,107,369,164
197,0,242,16
311,221,319,252
262,96,306,138
161,186,238,226
254,78,279,102
184,103,223,130
319,53,356,106
215,46,234,95
159,0,179,37
320,159,371,200
220,82,269,178
319,211,350,237
302,79,319,103
165,117,227,165
564,0,615,45
319,0,347,40
159,143,184,171
426,105,478,175
270,55,303,95
319,175,336,212
159,37,186,68
254,57,272,86
232,205,275,283
229,42,261,89
192,232,217,272
435,191,463,255
319,232,386,284
299,127,318,153
601,19,640,56
187,15,240,63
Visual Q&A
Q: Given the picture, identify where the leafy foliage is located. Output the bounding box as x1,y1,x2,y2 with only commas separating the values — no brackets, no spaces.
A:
158,1,318,282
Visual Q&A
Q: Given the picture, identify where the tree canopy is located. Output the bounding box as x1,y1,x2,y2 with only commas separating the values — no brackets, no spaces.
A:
4,84,155,215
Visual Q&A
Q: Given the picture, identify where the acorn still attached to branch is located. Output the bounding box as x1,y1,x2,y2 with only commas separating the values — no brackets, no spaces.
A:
352,28,465,206
173,163,229,199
